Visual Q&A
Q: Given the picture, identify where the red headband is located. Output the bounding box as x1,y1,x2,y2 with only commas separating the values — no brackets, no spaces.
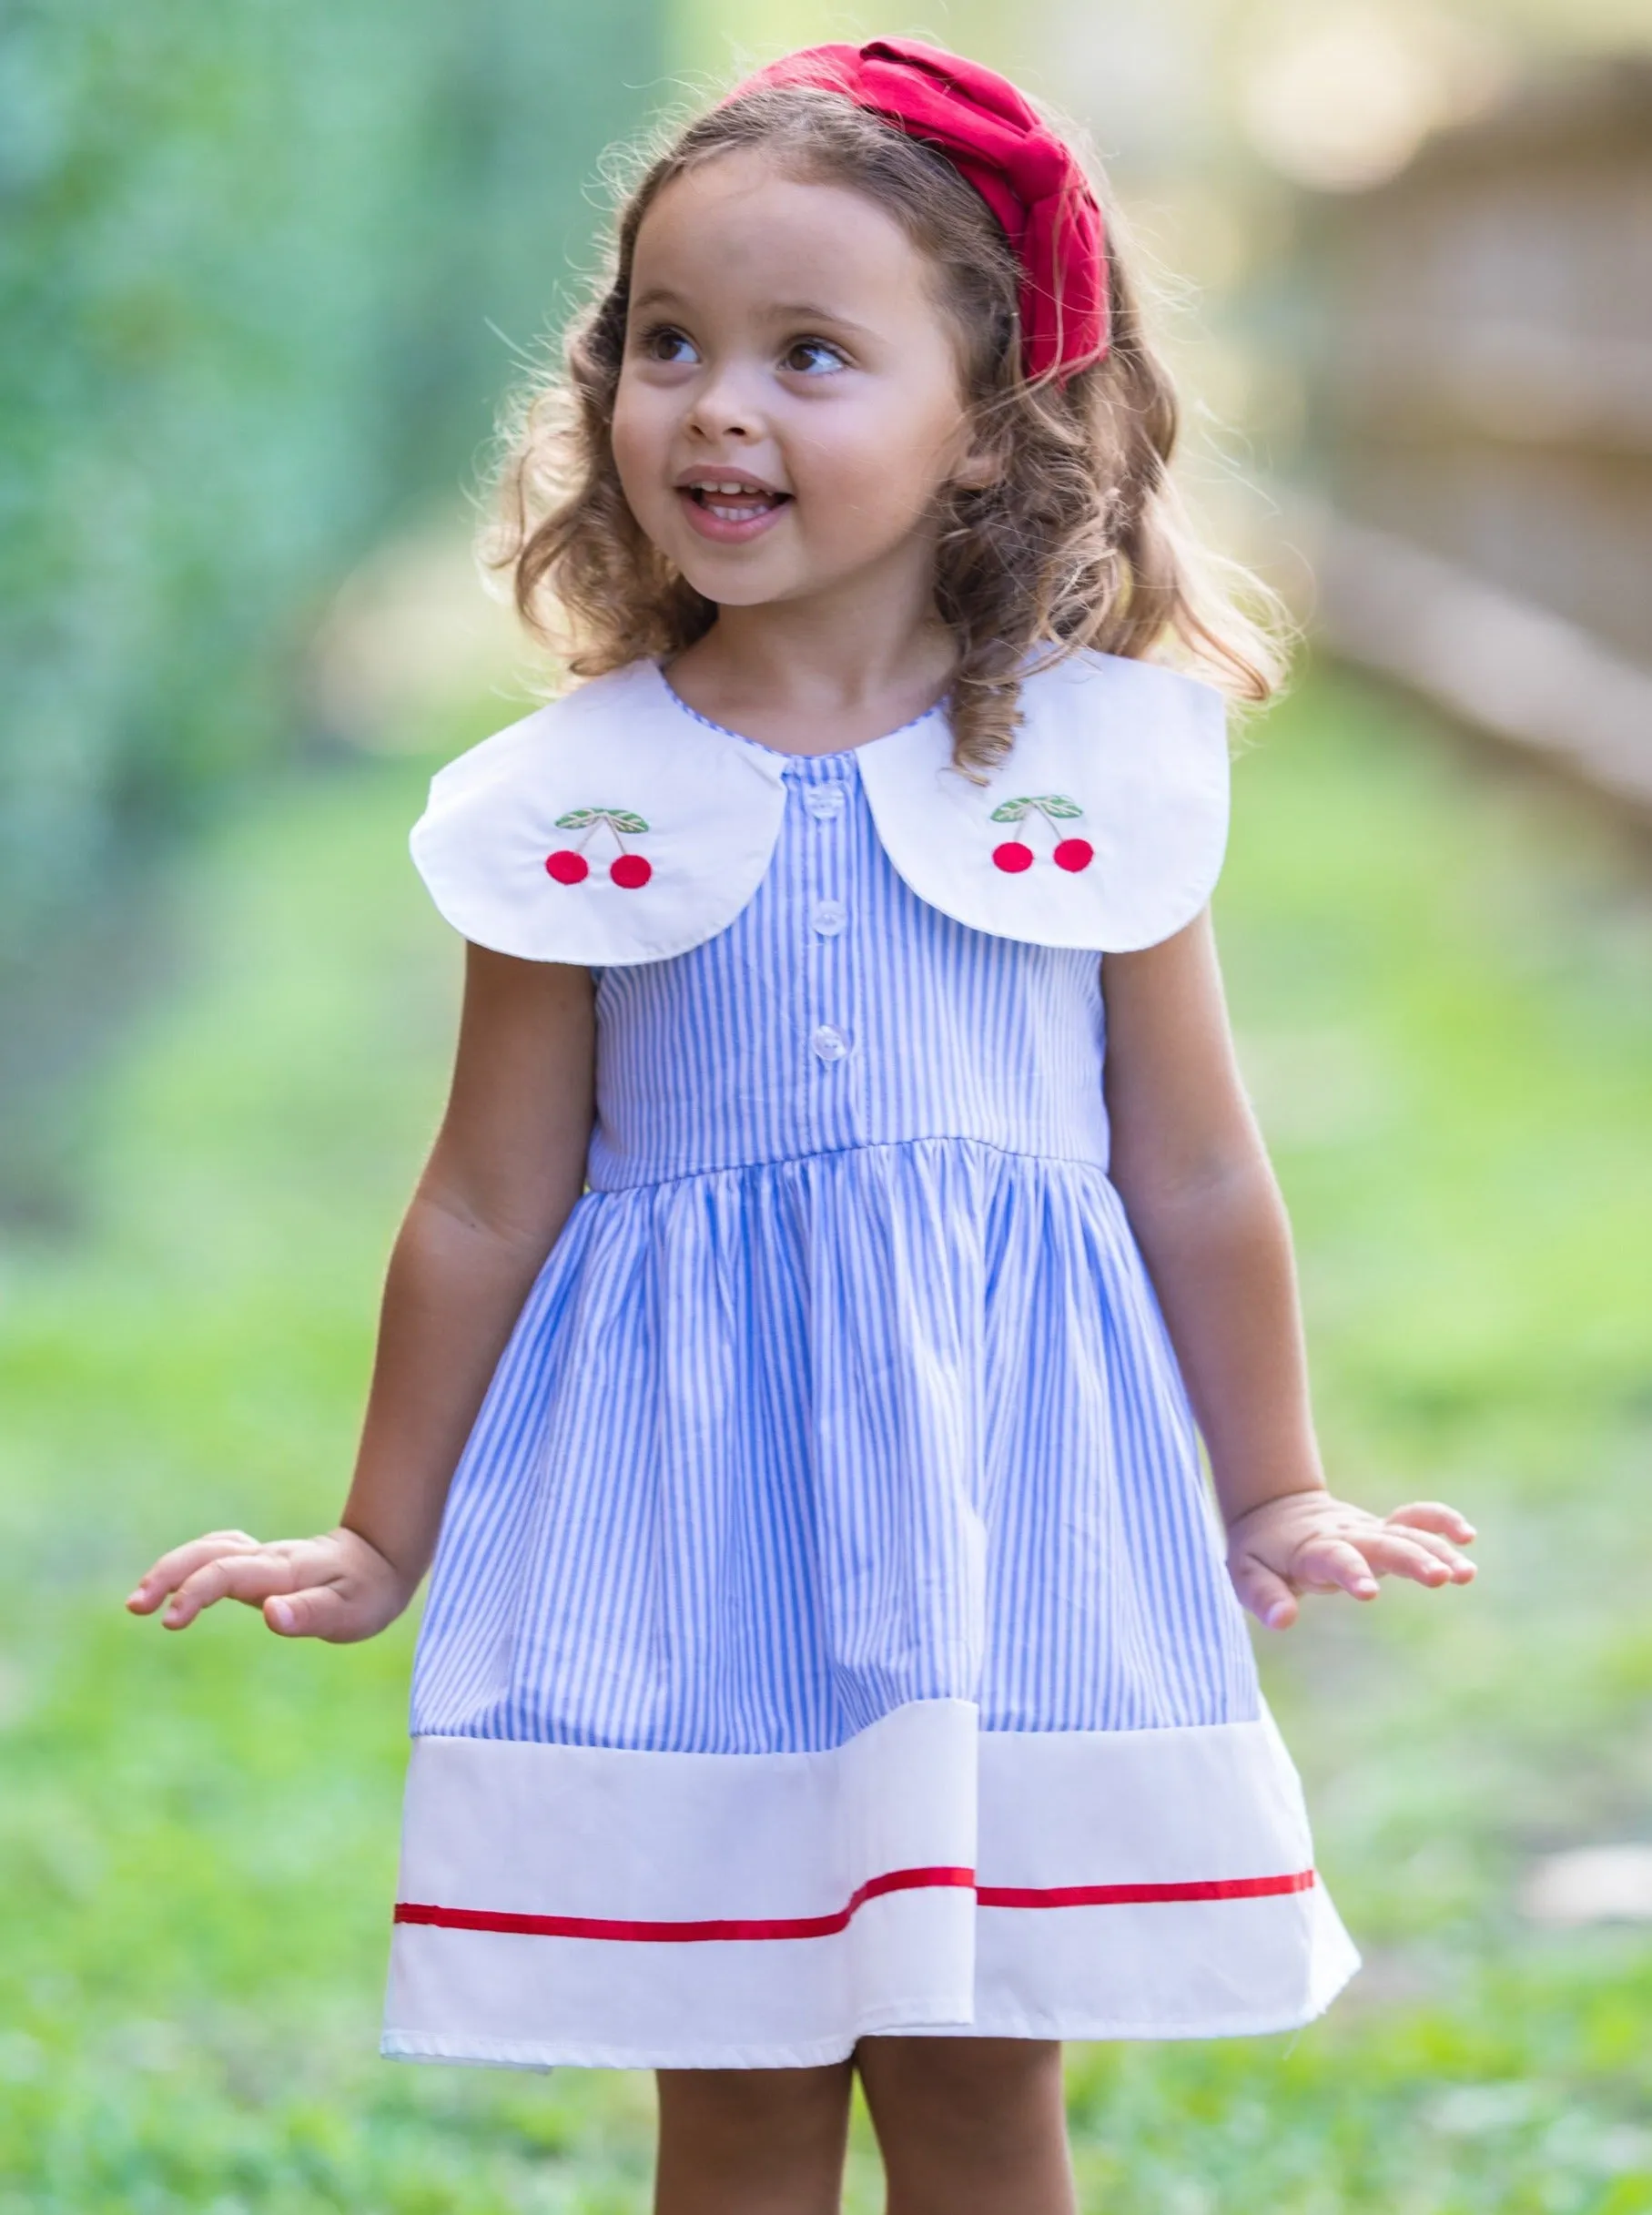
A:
728,38,1108,384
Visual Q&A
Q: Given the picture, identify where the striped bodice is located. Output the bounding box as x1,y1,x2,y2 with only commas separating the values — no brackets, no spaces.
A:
588,733,1113,1190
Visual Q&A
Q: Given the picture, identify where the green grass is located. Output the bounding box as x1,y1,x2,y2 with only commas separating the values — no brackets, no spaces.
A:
2,667,1650,2210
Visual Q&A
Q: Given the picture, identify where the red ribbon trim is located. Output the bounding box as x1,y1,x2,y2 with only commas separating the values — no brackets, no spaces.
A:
394,1865,1313,1943
978,1869,1316,1908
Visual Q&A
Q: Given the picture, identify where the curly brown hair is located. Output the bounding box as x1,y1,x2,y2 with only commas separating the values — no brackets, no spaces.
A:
488,82,1286,775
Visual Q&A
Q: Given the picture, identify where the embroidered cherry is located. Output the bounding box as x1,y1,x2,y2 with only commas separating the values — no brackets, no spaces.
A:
988,795,1089,874
549,806,653,889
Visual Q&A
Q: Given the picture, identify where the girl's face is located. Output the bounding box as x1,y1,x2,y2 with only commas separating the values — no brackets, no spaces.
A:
612,147,990,613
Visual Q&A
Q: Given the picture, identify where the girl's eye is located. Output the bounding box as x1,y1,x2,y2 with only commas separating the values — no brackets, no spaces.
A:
638,324,698,365
782,339,846,376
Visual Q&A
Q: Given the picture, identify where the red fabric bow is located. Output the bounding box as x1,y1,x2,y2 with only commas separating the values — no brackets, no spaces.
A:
729,38,1108,383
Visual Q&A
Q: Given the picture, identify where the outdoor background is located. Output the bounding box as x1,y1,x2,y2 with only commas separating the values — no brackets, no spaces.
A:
3,2,1650,2210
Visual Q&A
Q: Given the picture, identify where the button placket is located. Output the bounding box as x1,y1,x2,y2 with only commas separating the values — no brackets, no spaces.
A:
800,770,851,1099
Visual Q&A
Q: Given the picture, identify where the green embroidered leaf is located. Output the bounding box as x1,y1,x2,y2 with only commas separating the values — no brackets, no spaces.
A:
989,798,1034,822
1037,793,1084,820
553,807,651,834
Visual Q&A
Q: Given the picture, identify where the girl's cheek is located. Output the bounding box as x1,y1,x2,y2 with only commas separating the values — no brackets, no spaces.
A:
610,402,661,517
612,374,664,458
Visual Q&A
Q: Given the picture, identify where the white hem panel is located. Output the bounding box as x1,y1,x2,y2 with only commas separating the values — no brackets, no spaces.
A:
965,1708,1360,2039
382,1702,1358,2070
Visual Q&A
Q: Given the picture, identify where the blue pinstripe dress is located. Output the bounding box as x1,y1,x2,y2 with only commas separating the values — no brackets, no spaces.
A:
383,663,1357,2069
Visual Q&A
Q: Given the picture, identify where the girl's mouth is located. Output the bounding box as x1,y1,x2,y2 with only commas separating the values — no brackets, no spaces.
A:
677,481,793,544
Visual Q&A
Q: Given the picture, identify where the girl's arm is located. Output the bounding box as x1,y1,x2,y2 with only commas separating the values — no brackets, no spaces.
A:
1102,910,1475,1630
127,945,596,1641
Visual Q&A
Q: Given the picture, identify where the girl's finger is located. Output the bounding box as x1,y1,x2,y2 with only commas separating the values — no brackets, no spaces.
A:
1290,1536,1381,1600
127,1530,262,1611
1228,1554,1299,1631
162,1549,305,1630
1359,1530,1476,1587
1369,1521,1470,1574
265,1583,356,1641
1356,1531,1454,1585
1387,1501,1476,1544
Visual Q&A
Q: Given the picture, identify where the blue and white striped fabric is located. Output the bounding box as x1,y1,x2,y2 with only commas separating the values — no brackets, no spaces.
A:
410,707,1261,1756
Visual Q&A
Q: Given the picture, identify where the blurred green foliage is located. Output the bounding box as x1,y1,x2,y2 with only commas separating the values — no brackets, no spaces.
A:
1,666,1648,2207
0,0,660,950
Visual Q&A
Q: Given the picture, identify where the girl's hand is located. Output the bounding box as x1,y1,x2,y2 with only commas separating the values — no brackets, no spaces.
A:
1226,1490,1476,1631
126,1526,413,1642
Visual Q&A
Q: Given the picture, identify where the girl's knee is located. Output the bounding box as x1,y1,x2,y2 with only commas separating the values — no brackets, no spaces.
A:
654,2066,855,2215
856,2040,1075,2213
856,2035,1065,2131
657,2060,853,2147
860,2033,1060,2088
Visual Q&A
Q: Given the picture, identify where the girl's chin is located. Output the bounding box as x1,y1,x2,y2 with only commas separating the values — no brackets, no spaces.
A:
671,534,807,604
675,569,796,609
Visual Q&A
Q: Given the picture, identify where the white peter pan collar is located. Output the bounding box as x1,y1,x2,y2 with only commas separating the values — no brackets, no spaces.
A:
410,660,788,966
859,651,1228,953
410,650,1228,965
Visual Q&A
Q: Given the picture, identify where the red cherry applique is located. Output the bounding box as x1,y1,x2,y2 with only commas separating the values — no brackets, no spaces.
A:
989,794,1087,876
547,806,652,889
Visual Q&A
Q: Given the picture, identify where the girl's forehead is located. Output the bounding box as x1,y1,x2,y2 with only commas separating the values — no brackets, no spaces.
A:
633,150,923,289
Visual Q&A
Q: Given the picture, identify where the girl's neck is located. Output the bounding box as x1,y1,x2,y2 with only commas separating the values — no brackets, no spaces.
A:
665,561,958,757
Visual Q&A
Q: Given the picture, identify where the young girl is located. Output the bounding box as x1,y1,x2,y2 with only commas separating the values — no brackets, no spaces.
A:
130,39,1476,2214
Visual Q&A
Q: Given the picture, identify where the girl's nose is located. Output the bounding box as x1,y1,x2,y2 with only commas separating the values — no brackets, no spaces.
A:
684,363,763,443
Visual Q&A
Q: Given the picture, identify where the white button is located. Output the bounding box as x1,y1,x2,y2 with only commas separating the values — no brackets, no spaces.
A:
811,899,846,938
811,1025,848,1063
805,786,846,820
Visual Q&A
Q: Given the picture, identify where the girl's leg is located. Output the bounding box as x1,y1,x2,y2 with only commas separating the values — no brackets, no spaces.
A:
855,2037,1078,2215
654,2061,856,2215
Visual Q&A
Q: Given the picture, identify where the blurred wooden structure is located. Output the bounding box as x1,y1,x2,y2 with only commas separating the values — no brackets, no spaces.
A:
1304,59,1652,808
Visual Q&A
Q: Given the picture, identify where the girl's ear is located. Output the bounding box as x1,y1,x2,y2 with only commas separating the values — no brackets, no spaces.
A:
950,432,1005,493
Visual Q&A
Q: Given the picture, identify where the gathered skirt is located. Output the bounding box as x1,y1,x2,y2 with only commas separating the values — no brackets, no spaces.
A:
383,1137,1357,2067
